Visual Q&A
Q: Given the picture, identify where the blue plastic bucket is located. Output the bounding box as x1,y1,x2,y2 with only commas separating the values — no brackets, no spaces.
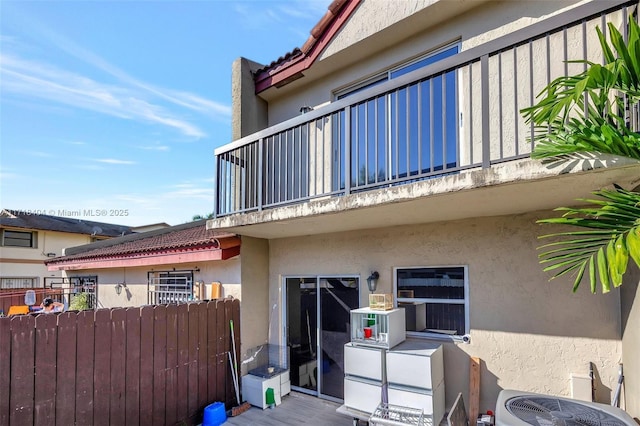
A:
203,401,227,426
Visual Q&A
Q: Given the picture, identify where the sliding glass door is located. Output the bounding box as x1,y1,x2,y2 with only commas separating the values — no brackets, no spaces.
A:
285,276,359,401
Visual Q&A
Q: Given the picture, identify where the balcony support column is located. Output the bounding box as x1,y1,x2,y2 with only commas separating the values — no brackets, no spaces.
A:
258,138,264,211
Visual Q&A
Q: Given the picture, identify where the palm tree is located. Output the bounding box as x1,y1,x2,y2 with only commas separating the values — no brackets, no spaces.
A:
192,213,214,221
521,16,640,293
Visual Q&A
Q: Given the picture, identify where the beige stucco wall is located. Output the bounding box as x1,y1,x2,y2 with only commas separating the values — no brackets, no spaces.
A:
232,57,268,140
245,2,624,209
62,258,241,309
238,237,270,375
0,230,95,285
621,270,640,417
264,0,596,125
266,211,624,413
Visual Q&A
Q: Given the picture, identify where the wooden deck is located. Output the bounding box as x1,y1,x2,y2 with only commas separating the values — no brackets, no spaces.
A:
224,392,364,425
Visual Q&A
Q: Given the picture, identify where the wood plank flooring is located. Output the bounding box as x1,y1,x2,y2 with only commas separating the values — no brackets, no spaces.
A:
224,392,363,425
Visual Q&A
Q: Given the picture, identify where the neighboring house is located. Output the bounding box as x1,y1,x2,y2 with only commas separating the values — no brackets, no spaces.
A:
208,0,640,417
45,220,241,308
0,208,134,292
131,222,171,233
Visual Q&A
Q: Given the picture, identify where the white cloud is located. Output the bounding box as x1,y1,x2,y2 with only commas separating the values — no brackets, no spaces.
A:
0,9,235,139
138,145,170,152
93,158,136,165
75,164,105,171
233,0,330,32
1,55,211,138
24,150,54,158
0,171,20,180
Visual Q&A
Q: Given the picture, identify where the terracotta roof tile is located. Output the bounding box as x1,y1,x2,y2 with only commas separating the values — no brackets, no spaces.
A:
45,220,238,264
253,0,356,78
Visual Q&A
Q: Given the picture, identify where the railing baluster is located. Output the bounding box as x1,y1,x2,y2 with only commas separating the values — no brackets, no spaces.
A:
345,107,351,195
529,40,534,155
513,48,519,157
469,62,473,164
258,138,263,211
481,54,490,169
442,75,447,170
498,54,504,159
430,79,434,172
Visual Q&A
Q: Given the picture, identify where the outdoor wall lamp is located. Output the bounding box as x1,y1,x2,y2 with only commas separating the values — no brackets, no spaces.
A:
115,282,126,295
366,271,380,292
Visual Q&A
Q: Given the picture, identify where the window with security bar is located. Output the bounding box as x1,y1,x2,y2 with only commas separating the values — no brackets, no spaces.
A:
147,270,194,305
0,277,38,289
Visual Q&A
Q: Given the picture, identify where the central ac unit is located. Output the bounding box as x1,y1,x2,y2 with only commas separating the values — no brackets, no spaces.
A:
495,389,636,426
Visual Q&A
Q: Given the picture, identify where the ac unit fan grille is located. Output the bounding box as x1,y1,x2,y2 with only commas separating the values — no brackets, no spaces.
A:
505,396,628,426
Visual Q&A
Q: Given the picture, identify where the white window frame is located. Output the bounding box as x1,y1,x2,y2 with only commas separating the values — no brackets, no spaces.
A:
393,265,469,342
333,40,461,100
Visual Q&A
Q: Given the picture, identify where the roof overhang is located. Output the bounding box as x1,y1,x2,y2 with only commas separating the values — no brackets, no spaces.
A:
46,245,241,271
254,0,361,94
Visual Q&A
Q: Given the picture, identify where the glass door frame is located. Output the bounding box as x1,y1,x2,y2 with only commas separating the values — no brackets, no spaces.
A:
282,274,360,402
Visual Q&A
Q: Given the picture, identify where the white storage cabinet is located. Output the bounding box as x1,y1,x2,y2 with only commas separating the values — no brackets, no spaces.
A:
343,343,386,413
242,370,291,409
386,340,445,425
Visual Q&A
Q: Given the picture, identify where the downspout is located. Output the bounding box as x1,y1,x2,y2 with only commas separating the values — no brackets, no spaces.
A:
589,362,596,402
612,364,624,408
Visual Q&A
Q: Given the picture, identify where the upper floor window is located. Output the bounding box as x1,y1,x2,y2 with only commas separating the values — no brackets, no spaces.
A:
332,43,461,192
335,43,459,100
2,229,38,248
394,266,468,340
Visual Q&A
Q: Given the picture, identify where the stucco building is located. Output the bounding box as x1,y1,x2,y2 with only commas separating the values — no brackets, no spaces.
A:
208,0,640,417
45,220,241,308
0,209,135,291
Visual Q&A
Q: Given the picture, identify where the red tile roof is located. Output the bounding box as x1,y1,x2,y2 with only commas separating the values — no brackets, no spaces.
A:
45,220,239,264
254,0,362,93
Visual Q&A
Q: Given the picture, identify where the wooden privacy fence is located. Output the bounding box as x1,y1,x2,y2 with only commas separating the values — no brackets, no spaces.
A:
0,299,240,426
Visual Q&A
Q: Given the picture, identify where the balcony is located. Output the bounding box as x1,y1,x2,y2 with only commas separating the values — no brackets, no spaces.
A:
212,1,640,238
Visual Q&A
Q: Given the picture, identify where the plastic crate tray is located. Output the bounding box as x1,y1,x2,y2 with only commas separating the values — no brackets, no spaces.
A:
369,403,427,426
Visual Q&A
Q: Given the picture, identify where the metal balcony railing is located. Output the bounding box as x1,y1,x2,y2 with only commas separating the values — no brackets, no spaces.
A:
214,0,636,217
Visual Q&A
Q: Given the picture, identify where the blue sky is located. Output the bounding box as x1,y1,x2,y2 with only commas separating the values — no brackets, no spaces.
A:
0,0,331,226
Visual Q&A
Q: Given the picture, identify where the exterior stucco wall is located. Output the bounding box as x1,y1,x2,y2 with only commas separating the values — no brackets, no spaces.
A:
621,270,640,417
1,230,95,285
232,57,268,140
238,236,270,375
267,212,624,413
264,0,606,127
62,258,241,309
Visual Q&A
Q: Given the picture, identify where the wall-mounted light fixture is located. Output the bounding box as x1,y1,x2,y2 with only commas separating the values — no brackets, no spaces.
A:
115,282,126,295
46,252,57,257
366,271,380,292
300,105,313,114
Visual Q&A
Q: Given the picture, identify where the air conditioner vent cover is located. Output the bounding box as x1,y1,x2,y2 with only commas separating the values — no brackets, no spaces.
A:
505,396,628,426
